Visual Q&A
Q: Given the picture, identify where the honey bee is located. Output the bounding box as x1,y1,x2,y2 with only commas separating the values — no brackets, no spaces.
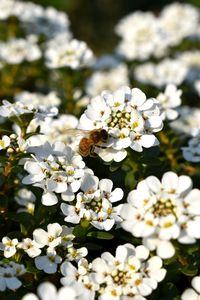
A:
65,128,109,157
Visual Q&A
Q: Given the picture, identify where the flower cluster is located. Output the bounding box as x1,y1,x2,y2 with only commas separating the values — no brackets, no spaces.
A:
0,0,200,299
0,261,26,291
60,243,166,300
120,171,200,258
79,86,163,161
22,142,92,205
61,174,123,231
115,3,200,61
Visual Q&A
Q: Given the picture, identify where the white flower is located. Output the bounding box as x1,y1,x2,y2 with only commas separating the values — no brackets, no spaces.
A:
0,261,25,291
0,0,15,20
79,86,163,162
39,114,79,146
0,100,57,120
91,243,166,298
45,38,94,69
120,171,200,258
33,223,62,250
170,106,200,136
182,132,200,162
0,135,10,150
60,226,75,248
35,250,62,274
61,174,123,230
115,11,168,61
22,142,91,205
0,237,18,258
0,36,41,65
160,3,200,45
181,275,200,300
134,59,188,87
15,91,61,110
66,246,88,262
156,84,182,120
22,282,80,300
86,64,129,97
17,238,42,258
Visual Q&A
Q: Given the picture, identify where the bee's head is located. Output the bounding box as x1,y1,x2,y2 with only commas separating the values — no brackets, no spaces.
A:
100,129,109,142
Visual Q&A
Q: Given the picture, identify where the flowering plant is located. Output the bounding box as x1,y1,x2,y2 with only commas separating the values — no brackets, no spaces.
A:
0,1,200,300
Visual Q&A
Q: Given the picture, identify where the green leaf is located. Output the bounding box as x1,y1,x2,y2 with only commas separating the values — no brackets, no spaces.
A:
87,231,114,240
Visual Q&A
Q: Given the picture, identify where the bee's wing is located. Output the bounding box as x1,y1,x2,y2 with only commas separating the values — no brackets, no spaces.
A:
65,128,90,138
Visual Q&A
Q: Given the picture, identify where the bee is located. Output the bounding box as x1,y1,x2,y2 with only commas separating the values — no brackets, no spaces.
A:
65,128,109,157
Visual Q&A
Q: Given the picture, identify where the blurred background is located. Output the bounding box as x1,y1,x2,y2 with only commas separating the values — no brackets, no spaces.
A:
25,0,200,54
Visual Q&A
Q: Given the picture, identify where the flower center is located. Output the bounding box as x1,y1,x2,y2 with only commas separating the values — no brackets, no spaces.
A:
150,198,177,217
107,110,131,129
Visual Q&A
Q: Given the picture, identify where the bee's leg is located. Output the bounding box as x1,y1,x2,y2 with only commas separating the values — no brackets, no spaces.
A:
89,145,98,158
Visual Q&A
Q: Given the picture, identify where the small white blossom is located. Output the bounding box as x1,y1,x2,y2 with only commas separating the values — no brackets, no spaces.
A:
33,223,62,250
35,250,62,274
156,84,182,120
17,238,42,258
66,246,88,262
0,237,18,258
0,135,10,150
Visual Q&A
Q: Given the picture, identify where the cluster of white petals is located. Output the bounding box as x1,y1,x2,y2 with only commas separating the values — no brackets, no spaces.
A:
115,3,200,61
61,174,123,231
15,91,61,109
22,282,83,300
60,244,166,300
45,37,94,69
0,36,41,65
115,12,168,61
182,131,200,162
0,100,58,120
0,261,26,291
120,171,200,258
170,106,200,136
86,64,129,97
79,86,163,162
39,114,79,145
0,0,71,39
181,275,200,300
22,142,92,205
134,59,188,87
156,84,182,120
159,3,200,45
